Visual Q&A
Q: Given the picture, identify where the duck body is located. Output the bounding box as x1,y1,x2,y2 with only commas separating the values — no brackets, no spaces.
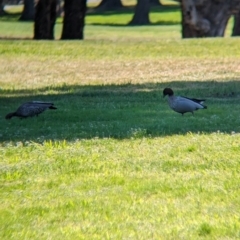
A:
5,101,57,119
163,88,207,115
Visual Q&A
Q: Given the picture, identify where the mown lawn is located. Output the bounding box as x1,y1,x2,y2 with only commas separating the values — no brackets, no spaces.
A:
1,4,240,240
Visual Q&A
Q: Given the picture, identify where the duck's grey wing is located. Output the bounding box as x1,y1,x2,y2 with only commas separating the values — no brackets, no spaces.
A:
30,101,57,109
32,101,54,105
18,103,46,116
181,96,206,105
175,96,206,112
16,102,54,117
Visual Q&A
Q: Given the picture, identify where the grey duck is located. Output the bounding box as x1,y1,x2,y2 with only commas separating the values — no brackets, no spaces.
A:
5,101,57,119
163,88,207,115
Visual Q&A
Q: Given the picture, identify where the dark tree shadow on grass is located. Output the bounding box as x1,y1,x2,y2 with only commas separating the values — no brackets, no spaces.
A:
1,80,240,143
0,12,21,22
0,5,180,27
87,5,180,26
87,4,180,15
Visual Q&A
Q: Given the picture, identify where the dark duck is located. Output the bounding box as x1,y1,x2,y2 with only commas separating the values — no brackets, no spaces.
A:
5,101,57,119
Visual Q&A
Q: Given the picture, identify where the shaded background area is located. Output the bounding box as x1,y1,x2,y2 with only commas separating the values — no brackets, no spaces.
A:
1,80,240,143
86,4,180,26
0,1,234,39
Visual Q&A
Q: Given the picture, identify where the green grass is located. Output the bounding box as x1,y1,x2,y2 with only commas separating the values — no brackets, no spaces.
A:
86,5,181,26
1,135,240,239
1,5,240,240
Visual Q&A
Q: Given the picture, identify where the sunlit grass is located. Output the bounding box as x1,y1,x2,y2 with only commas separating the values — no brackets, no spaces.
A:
1,4,240,240
1,134,240,239
86,11,180,26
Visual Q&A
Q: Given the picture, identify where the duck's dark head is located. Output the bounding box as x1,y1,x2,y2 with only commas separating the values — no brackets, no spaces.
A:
163,88,174,97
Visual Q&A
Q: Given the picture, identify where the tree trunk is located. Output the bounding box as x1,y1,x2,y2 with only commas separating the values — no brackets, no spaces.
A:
61,0,87,40
232,12,240,36
19,0,35,21
181,0,240,38
0,0,5,16
34,0,57,39
150,0,161,6
96,0,123,10
129,0,150,25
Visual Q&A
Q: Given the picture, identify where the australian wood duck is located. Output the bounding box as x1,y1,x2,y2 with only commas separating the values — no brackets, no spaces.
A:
163,88,207,115
5,101,57,119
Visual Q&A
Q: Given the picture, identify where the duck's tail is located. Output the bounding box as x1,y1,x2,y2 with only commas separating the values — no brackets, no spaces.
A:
5,112,16,119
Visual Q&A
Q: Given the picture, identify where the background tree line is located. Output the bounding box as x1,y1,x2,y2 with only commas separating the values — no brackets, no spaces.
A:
1,0,240,39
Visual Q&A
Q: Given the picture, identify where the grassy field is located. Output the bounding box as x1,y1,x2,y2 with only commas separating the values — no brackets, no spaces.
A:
1,4,240,240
